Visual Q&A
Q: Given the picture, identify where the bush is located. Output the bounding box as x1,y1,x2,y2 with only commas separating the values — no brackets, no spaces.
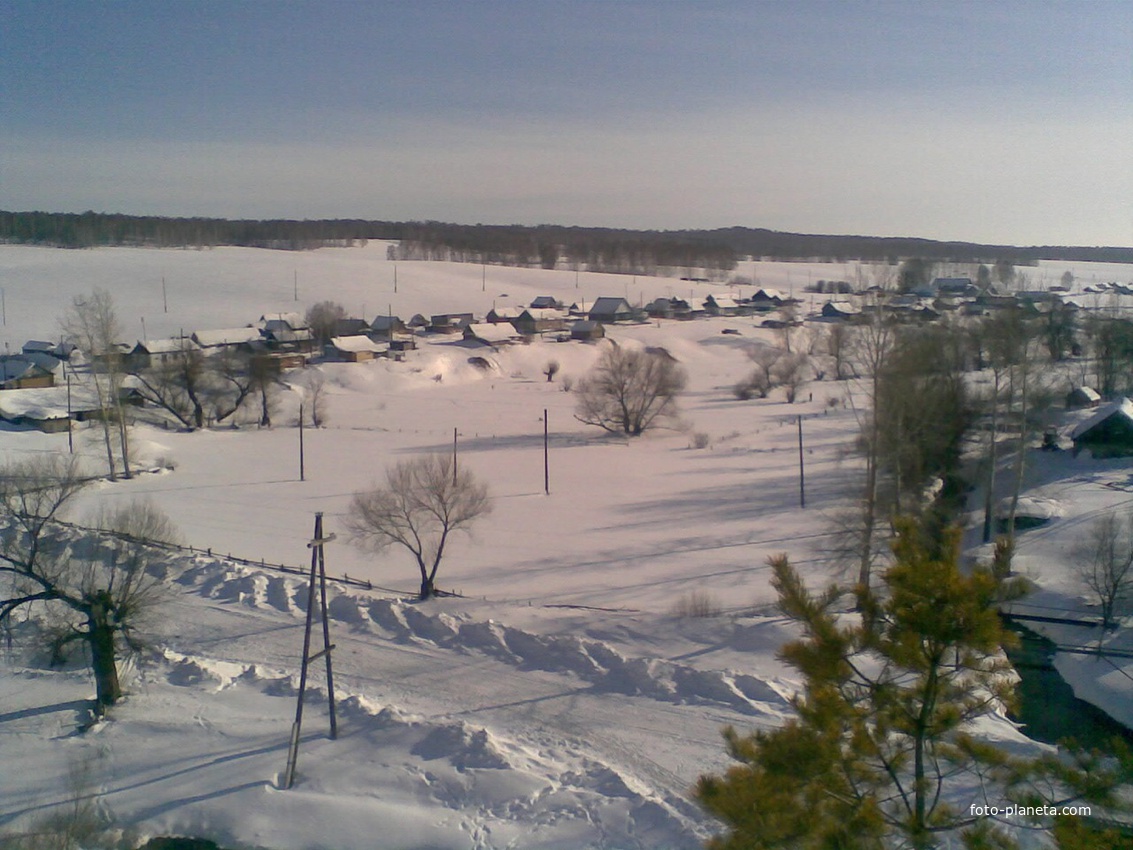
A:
691,432,710,449
670,589,722,618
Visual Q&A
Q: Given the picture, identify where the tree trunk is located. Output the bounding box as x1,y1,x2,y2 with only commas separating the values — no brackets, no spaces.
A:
87,593,121,714
419,576,435,600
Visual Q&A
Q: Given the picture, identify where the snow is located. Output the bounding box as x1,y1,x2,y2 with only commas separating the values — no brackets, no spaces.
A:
1,243,1132,848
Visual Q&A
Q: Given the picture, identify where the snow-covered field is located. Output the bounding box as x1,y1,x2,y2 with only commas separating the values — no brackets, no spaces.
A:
1,243,1132,849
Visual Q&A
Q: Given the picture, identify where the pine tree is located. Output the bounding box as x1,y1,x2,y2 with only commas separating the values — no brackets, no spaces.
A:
696,518,1131,850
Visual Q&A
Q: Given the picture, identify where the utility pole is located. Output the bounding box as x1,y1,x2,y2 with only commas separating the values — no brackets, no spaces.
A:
65,366,73,454
162,276,168,313
452,427,458,485
394,264,398,294
298,401,305,482
283,512,337,789
294,270,298,302
544,409,549,495
797,415,806,509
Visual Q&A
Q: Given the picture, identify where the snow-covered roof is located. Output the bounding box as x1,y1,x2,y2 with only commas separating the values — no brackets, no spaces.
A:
259,312,306,330
135,338,200,355
706,294,739,309
330,335,388,354
464,322,520,344
487,306,524,320
1071,397,1133,440
517,308,567,321
0,356,54,382
192,327,263,347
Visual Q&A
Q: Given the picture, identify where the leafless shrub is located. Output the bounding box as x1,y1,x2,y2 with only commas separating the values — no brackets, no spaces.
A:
670,589,722,618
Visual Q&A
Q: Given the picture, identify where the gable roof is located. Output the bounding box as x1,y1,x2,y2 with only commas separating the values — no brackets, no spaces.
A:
330,335,388,354
464,322,520,344
192,327,263,348
589,297,632,314
1071,397,1133,441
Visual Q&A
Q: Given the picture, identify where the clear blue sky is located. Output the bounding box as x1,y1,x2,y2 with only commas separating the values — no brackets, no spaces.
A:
2,0,1131,246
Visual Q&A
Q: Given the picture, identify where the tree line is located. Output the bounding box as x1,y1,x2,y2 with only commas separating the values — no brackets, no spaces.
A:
3,211,1129,265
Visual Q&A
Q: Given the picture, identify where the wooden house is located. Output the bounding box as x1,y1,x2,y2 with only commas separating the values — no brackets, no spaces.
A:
0,356,56,390
328,336,388,362
191,327,263,351
512,308,567,336
570,320,606,341
588,297,635,324
463,322,520,347
1071,397,1133,456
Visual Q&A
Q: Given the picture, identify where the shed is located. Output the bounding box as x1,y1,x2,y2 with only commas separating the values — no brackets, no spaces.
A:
1071,397,1133,456
512,308,567,336
191,327,263,350
1066,387,1101,410
463,322,520,347
0,356,57,390
328,335,388,362
588,297,635,324
570,320,606,341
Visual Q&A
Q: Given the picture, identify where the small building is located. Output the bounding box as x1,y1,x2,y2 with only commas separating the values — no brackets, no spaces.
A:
512,308,567,336
22,340,76,360
463,322,520,347
429,313,475,334
748,288,785,311
588,297,635,324
821,300,860,320
125,337,200,371
0,355,57,390
332,318,371,338
191,327,263,351
570,320,606,341
931,277,976,296
1071,397,1133,456
704,293,740,316
328,335,388,362
485,306,524,324
530,296,562,310
1066,386,1102,410
368,315,407,339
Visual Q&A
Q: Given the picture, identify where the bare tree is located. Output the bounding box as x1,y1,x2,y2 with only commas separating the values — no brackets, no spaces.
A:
299,368,329,427
0,456,177,714
543,360,560,382
772,352,809,403
826,322,855,380
60,289,131,479
735,343,782,400
305,300,348,350
574,344,687,436
346,454,491,599
1076,512,1133,630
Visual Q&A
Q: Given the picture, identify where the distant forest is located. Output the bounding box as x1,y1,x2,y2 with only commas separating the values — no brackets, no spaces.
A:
2,210,1130,270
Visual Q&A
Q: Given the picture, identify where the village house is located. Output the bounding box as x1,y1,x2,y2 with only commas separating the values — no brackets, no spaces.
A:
327,335,388,362
512,308,567,336
587,297,635,324
191,327,263,351
0,355,57,390
463,322,521,347
1071,397,1133,457
704,293,740,316
368,315,407,339
570,320,606,341
429,313,475,334
124,338,200,372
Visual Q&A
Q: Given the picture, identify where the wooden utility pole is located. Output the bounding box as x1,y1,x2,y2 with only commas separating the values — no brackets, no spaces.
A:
797,415,806,509
544,409,550,495
298,401,306,482
452,427,458,485
283,512,337,789
65,366,73,454
162,276,168,313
